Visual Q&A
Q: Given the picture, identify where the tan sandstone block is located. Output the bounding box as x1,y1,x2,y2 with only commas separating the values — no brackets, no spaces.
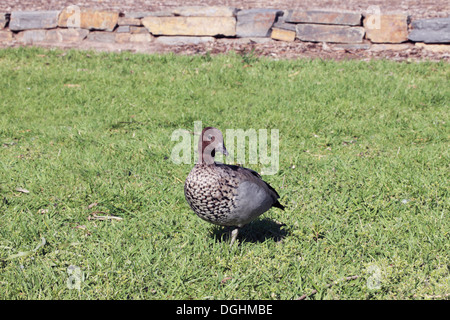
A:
129,26,148,34
0,30,13,42
59,7,118,32
0,13,9,29
142,16,236,36
364,14,408,43
271,27,296,42
118,16,142,26
415,42,450,53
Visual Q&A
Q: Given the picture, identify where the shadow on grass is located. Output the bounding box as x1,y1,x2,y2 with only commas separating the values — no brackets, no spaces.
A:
210,218,288,244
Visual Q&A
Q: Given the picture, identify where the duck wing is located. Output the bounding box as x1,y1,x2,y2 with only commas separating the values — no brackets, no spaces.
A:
216,163,285,210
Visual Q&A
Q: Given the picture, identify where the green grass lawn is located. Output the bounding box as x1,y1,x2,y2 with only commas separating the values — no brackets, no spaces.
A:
0,47,449,299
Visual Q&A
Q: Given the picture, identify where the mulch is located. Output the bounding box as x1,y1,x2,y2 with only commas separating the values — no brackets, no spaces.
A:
1,0,449,20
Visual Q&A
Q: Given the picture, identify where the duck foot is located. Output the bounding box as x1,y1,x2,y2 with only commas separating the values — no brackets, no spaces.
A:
230,227,240,247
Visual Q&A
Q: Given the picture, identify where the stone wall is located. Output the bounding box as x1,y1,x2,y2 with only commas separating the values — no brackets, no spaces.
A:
0,6,449,52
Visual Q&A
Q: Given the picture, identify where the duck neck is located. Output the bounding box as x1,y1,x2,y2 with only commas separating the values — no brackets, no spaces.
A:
198,144,215,165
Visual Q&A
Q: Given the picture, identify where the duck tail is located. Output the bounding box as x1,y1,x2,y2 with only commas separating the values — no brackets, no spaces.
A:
273,201,285,211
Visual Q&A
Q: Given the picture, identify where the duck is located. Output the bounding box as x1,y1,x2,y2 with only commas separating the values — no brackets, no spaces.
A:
184,127,284,246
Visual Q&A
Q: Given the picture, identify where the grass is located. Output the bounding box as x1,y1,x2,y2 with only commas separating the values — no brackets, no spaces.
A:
0,47,449,300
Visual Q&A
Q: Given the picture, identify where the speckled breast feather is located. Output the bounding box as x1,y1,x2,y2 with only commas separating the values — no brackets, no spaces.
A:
184,163,240,226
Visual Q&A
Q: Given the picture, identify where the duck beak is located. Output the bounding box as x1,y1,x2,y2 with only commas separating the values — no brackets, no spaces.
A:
216,143,229,156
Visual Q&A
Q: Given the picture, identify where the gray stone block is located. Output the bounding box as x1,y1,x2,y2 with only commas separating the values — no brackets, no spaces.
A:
408,30,450,43
15,28,89,44
236,9,283,37
46,28,89,42
86,31,116,43
410,17,450,30
272,21,296,32
296,24,365,43
116,25,131,33
15,29,48,44
10,11,60,31
286,10,362,26
408,17,450,43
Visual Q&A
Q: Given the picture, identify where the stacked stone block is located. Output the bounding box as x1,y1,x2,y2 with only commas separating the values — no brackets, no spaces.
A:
0,6,447,52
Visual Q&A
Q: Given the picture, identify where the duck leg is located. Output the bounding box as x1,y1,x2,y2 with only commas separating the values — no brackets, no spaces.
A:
230,227,240,246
